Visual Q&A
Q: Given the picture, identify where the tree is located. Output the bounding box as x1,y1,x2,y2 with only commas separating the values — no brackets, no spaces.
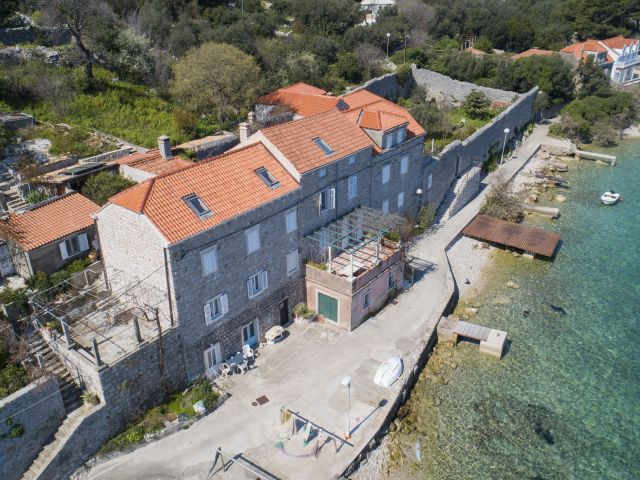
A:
170,42,261,122
462,90,491,118
335,52,362,83
291,0,361,36
41,0,114,79
499,55,574,104
474,36,494,54
81,172,136,206
576,56,611,98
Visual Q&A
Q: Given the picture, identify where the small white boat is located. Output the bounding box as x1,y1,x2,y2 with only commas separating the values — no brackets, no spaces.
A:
601,191,620,205
374,357,403,388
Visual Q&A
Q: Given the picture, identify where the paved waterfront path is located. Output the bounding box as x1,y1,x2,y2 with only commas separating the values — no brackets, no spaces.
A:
82,123,566,480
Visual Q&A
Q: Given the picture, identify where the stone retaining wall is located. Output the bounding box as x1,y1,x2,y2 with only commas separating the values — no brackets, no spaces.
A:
348,71,415,102
0,376,66,480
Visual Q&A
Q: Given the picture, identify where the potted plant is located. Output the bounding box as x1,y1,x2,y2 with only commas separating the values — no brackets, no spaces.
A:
82,391,100,406
293,303,316,324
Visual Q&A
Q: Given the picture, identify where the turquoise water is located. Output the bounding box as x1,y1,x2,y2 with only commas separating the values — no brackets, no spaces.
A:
389,141,640,479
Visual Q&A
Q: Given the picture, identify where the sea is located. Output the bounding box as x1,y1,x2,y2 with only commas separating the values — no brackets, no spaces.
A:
388,140,640,480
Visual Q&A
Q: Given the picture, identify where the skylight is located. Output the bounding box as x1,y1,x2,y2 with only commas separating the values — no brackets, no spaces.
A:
184,194,213,219
313,137,334,155
256,167,281,189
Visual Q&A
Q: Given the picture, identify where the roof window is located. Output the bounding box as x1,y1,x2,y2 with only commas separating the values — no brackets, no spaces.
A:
314,137,334,155
184,194,213,219
256,167,281,189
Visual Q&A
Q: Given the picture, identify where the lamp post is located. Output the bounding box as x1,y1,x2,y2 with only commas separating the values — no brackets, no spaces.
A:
499,127,510,166
403,33,410,63
386,32,391,59
342,375,352,439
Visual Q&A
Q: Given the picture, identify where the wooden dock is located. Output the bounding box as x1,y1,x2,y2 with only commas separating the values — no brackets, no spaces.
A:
437,317,507,359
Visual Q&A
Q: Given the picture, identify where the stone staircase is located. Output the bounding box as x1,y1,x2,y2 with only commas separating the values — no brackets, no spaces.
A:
435,166,482,224
5,184,27,211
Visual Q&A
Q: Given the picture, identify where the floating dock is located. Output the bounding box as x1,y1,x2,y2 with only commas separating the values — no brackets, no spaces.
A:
437,317,507,359
463,214,561,258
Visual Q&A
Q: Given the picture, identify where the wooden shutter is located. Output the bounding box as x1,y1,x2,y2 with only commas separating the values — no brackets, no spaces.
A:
204,302,212,324
247,278,254,298
221,294,229,315
261,270,268,290
59,241,69,260
329,188,336,209
78,233,89,251
318,191,323,213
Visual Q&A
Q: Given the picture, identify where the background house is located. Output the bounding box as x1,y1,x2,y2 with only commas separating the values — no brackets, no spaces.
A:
0,193,99,278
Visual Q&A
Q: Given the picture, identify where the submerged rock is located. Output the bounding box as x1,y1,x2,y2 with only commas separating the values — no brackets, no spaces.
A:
554,194,567,203
506,280,520,289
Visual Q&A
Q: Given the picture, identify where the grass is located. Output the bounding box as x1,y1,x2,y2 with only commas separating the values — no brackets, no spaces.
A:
19,124,117,157
99,381,219,455
449,107,495,130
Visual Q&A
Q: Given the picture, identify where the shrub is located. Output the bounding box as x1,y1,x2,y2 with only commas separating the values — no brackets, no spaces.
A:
24,190,50,205
0,364,29,399
304,259,327,271
81,172,136,206
293,303,315,319
480,180,523,222
462,90,491,119
414,204,437,235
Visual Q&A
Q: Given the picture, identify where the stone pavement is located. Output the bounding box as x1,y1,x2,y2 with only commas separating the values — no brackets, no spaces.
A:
81,123,564,480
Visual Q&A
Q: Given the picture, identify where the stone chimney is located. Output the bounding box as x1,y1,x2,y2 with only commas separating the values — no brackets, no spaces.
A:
239,122,251,145
158,135,172,159
247,111,256,125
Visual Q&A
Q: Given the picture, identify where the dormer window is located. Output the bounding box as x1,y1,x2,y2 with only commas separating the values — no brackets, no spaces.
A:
184,194,213,219
256,167,280,189
314,137,334,155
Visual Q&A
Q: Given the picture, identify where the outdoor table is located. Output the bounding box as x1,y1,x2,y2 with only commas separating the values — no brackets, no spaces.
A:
264,325,285,344
226,351,245,374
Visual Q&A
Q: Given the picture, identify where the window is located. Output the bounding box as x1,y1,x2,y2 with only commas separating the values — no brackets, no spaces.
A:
397,192,404,208
256,167,280,189
400,155,409,175
348,174,358,200
318,167,327,178
200,246,218,276
319,188,336,213
246,225,260,254
427,173,433,190
286,249,299,275
59,233,88,260
396,127,406,144
383,134,392,149
204,294,228,325
382,199,389,213
184,194,212,219
241,319,259,346
203,343,221,371
382,164,390,184
348,155,356,165
363,290,371,309
285,208,297,234
387,273,396,291
319,230,329,249
314,137,334,155
247,271,268,298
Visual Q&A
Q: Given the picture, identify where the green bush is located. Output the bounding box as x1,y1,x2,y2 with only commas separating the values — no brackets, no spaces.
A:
24,190,50,205
81,172,137,206
414,204,437,235
480,180,523,222
0,364,29,399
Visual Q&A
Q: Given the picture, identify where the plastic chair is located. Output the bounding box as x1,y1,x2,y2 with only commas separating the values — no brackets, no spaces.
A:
242,344,254,361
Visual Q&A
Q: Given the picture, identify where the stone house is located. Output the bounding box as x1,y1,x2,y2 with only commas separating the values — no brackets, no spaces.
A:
95,84,427,380
0,193,99,278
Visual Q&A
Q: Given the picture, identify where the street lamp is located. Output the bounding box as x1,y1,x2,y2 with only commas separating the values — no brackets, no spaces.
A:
499,127,510,166
386,33,391,59
342,375,352,439
403,33,410,63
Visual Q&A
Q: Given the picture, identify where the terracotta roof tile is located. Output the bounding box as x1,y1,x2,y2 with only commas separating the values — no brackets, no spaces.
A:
512,48,555,60
280,82,327,95
601,35,639,50
258,90,341,117
1,193,98,251
358,110,408,131
109,143,300,244
561,40,607,60
261,109,374,173
118,150,193,176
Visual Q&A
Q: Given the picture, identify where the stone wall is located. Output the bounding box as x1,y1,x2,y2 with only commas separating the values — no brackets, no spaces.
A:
81,147,133,164
0,27,35,46
0,376,66,480
347,71,414,102
411,65,518,104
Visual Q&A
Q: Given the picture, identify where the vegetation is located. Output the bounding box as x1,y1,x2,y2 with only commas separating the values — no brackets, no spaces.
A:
462,90,491,119
81,172,136,206
304,259,327,271
414,204,437,235
0,329,29,399
293,303,315,320
100,380,219,455
480,179,523,222
26,257,93,300
24,190,50,205
18,124,117,158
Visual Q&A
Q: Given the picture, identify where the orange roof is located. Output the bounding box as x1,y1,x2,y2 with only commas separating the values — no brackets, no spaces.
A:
118,150,193,176
280,82,328,95
561,40,608,60
261,109,374,174
465,47,486,56
512,48,555,60
1,193,98,251
257,82,344,117
109,143,300,244
358,110,408,131
601,35,639,50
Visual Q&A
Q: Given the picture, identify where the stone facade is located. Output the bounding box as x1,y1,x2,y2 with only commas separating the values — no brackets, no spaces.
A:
0,376,66,480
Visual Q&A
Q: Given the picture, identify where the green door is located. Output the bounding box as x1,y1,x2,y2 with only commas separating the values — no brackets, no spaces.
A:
318,293,338,323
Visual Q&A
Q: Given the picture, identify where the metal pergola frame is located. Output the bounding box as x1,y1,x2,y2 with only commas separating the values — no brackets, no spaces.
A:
305,206,405,277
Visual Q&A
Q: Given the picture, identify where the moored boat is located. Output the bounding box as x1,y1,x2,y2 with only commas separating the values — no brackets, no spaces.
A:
601,191,620,205
374,357,403,388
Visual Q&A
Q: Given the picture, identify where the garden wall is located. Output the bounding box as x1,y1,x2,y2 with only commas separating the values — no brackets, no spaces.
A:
348,71,415,102
0,376,66,480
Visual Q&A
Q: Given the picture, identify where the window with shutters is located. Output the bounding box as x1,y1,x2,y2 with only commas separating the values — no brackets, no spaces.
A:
383,134,392,149
363,290,371,309
396,127,406,144
204,294,228,325
400,155,409,175
382,164,390,184
348,174,357,200
200,246,218,276
382,199,389,213
285,208,297,234
397,192,404,208
319,188,335,213
59,233,89,260
246,225,260,254
247,270,268,298
286,249,299,275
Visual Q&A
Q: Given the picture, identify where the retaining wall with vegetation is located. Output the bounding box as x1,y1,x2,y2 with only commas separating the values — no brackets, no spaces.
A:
0,376,66,480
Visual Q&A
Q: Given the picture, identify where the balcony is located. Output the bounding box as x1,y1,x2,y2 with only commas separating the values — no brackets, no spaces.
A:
304,206,406,331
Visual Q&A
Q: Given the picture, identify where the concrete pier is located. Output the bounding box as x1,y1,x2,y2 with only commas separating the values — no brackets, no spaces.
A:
575,149,616,165
522,203,560,218
438,316,507,359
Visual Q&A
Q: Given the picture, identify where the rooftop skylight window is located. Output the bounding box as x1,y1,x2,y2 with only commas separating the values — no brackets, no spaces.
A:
314,137,335,155
184,194,213,219
256,167,281,189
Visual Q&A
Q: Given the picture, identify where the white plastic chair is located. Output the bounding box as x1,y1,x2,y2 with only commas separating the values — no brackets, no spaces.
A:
242,344,254,361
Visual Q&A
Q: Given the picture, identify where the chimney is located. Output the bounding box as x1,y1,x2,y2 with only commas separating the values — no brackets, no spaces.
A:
247,111,256,125
158,135,172,159
239,122,250,145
